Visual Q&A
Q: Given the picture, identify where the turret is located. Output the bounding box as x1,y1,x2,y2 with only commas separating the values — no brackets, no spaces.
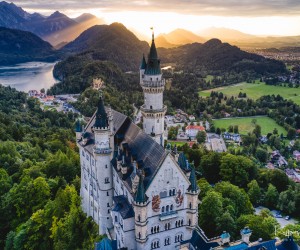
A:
133,173,148,248
75,119,82,140
92,97,113,234
186,163,199,230
140,29,166,146
240,227,252,244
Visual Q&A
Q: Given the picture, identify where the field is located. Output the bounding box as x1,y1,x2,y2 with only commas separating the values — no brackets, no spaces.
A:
213,116,287,136
199,82,300,105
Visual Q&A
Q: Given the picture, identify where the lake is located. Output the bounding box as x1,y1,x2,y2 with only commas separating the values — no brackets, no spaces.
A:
0,62,59,92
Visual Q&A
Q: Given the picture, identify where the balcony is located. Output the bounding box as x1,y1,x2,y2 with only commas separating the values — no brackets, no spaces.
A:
93,147,112,155
159,211,178,221
140,105,167,114
141,80,165,88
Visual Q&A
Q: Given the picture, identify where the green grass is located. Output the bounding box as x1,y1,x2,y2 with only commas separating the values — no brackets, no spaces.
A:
199,82,300,105
167,141,188,147
213,116,287,136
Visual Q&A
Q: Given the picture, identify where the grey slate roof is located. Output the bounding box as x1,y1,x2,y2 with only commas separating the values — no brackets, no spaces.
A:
112,195,134,219
79,108,167,193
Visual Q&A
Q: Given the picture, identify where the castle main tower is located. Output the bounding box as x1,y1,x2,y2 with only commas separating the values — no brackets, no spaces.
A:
140,31,166,146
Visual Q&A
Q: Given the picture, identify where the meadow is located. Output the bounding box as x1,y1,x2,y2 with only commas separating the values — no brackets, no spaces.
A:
213,116,287,135
199,82,300,105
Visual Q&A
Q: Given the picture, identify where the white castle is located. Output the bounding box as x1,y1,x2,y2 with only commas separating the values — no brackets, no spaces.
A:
76,33,299,250
76,34,199,250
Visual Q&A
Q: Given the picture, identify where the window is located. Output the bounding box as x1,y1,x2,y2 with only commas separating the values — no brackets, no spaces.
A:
105,164,108,168
164,237,170,246
189,219,191,226
162,206,165,213
115,216,118,222
166,205,169,212
169,190,172,196
138,232,141,239
107,203,110,207
173,189,176,196
170,204,173,211
151,240,160,249
108,209,110,214
107,191,109,196
189,202,192,209
138,215,141,222
150,105,153,109
105,177,110,183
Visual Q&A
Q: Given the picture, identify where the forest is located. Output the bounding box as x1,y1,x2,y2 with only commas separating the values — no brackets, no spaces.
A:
0,85,102,250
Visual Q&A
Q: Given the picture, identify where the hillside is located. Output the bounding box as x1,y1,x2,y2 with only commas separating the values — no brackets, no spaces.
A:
157,29,206,48
158,39,286,73
61,23,149,71
0,27,58,65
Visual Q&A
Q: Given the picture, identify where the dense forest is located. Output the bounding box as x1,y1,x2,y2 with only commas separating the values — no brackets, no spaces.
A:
0,85,102,250
177,145,300,242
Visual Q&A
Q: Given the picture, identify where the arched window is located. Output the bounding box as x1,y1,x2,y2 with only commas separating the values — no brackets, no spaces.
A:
168,223,170,230
162,206,165,213
151,227,153,234
175,221,178,228
173,189,176,195
138,215,141,222
181,219,183,226
169,190,172,196
189,202,192,209
157,226,160,232
150,105,153,109
180,235,183,241
138,232,141,239
170,204,173,211
166,205,169,212
189,219,191,226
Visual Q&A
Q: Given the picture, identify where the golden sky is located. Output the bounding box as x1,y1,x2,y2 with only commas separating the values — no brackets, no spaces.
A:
14,0,300,36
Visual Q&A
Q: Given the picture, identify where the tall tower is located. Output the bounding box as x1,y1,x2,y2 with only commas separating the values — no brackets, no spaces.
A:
93,97,114,234
140,30,166,146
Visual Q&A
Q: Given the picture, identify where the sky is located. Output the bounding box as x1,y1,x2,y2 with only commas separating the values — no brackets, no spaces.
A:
11,0,300,37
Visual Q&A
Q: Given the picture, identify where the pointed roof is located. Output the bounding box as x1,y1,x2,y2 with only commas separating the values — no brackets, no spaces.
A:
188,163,198,192
140,54,147,70
135,174,147,203
93,97,109,129
144,31,161,75
75,119,82,132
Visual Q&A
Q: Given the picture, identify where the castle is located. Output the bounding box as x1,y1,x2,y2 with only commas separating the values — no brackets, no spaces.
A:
76,33,199,250
76,34,299,250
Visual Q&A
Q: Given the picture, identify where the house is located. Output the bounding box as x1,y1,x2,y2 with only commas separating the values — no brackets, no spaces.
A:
293,150,300,161
186,125,205,138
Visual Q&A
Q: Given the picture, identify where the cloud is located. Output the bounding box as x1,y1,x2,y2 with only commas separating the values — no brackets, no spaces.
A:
12,0,300,16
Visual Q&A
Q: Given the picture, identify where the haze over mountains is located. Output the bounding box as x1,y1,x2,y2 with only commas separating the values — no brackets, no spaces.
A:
0,1,104,46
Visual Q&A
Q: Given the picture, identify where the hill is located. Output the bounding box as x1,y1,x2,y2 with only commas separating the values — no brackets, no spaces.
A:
0,27,58,65
158,39,286,74
156,29,205,48
61,23,149,71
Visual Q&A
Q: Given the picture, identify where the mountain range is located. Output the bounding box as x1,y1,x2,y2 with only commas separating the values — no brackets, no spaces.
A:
0,1,104,46
0,27,58,65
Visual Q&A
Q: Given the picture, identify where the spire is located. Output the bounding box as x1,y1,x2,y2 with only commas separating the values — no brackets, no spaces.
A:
75,119,82,132
140,54,147,70
144,27,161,75
135,174,147,204
93,97,108,129
188,163,198,192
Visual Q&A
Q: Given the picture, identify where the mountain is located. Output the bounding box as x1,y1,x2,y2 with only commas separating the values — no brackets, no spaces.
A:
199,27,300,48
0,1,105,46
158,39,286,73
200,27,256,41
0,27,58,65
43,13,105,46
155,36,176,48
156,29,206,48
60,23,149,71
